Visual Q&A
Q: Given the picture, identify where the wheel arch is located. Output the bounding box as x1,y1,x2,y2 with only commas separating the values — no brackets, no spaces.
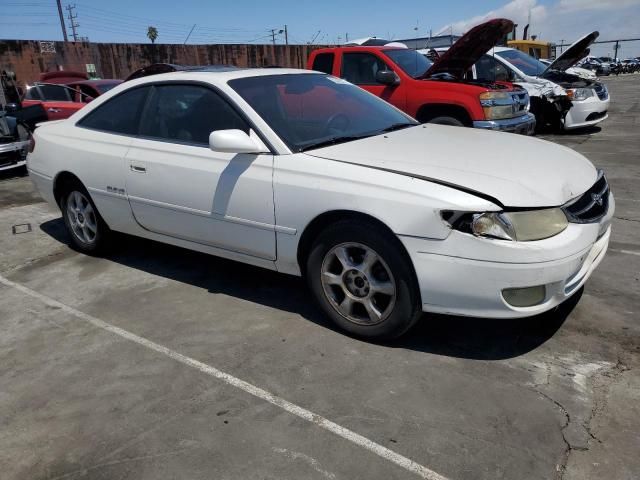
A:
296,210,417,285
416,103,473,126
53,171,84,207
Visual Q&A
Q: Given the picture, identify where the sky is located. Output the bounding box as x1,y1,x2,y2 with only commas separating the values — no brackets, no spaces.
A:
1,0,639,57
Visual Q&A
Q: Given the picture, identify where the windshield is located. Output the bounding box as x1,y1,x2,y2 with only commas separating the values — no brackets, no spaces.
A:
228,74,417,152
384,49,433,78
496,49,548,76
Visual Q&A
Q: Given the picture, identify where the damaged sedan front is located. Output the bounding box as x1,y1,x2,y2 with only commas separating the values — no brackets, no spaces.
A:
483,32,609,131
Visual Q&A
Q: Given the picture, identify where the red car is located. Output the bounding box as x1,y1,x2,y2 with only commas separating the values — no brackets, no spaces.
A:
21,71,121,121
307,19,536,134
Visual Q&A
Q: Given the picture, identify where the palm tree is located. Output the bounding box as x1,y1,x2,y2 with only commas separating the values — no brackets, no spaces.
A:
147,26,158,44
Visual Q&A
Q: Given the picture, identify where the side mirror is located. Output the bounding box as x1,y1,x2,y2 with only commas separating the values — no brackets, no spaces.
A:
209,129,267,154
375,70,400,86
84,96,94,103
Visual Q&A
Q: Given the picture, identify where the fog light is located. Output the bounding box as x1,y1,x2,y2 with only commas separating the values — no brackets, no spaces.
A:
502,285,546,307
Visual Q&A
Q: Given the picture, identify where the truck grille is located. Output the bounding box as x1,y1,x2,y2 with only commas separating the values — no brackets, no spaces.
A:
511,91,529,115
563,171,610,223
594,83,608,101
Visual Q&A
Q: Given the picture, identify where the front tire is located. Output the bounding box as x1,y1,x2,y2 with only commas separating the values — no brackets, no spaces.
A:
306,220,422,340
426,116,465,127
61,183,110,254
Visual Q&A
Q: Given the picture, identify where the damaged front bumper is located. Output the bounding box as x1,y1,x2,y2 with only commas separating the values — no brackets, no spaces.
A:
0,139,29,171
473,112,536,135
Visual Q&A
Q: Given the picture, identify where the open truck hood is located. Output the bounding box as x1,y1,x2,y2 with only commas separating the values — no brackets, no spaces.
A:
542,31,599,75
306,125,596,208
420,18,514,80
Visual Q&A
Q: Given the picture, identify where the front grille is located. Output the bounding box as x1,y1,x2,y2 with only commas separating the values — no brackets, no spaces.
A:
511,91,529,115
563,171,609,223
594,83,608,101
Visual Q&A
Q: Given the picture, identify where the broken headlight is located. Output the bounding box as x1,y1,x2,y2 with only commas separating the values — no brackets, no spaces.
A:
567,88,594,101
442,208,568,241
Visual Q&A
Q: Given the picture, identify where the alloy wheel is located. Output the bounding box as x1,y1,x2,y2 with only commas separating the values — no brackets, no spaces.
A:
320,242,396,326
66,191,98,244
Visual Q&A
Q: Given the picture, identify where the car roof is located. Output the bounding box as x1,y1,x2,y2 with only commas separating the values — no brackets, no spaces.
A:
315,45,404,52
122,68,320,88
68,79,123,86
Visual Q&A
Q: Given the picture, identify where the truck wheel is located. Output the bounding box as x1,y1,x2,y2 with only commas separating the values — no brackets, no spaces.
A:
61,182,111,254
306,219,422,340
426,116,465,127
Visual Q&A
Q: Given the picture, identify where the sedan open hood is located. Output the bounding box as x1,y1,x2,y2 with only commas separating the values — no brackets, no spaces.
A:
306,125,597,208
420,19,514,80
542,31,599,75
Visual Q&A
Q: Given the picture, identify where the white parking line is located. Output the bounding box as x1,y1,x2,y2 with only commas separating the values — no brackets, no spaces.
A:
0,274,449,480
610,249,640,257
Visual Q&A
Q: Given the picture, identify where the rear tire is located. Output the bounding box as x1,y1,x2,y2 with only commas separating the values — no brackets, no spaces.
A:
306,219,422,340
60,182,111,255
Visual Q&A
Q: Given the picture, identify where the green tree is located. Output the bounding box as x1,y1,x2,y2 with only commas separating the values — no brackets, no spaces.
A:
147,26,158,44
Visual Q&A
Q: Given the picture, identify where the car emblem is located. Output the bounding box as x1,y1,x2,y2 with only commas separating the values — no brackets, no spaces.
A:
591,192,604,206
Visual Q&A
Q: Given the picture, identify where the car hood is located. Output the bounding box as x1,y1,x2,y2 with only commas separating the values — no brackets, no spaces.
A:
306,125,596,208
543,32,599,75
515,78,567,98
567,66,597,80
420,18,514,79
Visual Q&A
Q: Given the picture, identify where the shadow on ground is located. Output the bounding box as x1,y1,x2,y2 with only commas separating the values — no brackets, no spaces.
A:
41,217,575,361
0,165,28,181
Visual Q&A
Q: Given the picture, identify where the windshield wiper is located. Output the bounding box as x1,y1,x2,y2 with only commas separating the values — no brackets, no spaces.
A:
299,134,374,152
379,122,418,133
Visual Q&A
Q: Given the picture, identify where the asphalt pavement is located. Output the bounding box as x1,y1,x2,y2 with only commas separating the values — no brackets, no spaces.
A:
0,74,638,480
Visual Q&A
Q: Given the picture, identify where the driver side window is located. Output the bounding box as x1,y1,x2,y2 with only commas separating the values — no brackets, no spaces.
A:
475,56,512,82
139,84,249,145
341,53,390,85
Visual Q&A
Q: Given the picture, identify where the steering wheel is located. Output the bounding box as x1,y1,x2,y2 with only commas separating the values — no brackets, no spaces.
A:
324,113,351,135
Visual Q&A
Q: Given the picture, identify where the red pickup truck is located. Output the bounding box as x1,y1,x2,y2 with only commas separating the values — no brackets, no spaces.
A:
307,19,536,134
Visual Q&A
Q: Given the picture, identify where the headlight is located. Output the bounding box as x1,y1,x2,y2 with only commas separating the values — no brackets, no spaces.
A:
567,88,594,101
479,91,521,120
442,208,568,241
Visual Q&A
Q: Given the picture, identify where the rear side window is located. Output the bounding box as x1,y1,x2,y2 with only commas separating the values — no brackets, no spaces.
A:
77,86,149,135
24,88,42,100
312,53,334,74
139,84,249,145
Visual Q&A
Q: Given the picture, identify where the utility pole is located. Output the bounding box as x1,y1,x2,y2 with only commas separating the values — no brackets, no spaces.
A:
345,32,349,43
56,0,68,42
284,25,288,46
184,24,196,45
614,40,620,60
65,4,79,42
269,28,284,46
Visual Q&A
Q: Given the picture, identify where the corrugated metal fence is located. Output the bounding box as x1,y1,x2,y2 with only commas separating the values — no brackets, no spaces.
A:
0,40,319,86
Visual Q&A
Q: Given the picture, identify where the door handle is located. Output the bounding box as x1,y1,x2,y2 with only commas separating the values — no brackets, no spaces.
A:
47,108,61,113
130,164,146,173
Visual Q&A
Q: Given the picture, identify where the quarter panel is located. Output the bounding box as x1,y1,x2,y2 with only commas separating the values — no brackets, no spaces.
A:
28,121,135,230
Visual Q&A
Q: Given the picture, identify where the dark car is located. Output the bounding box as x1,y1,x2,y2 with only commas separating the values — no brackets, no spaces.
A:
0,110,31,172
580,58,610,76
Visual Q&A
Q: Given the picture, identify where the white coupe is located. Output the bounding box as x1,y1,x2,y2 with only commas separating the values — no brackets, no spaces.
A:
27,67,614,339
